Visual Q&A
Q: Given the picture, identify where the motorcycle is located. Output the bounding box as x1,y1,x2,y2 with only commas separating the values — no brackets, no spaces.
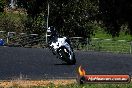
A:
48,27,76,65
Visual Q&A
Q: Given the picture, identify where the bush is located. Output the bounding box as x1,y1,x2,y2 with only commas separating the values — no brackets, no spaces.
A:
25,15,46,35
0,12,27,33
0,0,5,12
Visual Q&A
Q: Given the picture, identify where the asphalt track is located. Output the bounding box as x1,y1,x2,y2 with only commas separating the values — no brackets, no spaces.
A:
0,47,132,80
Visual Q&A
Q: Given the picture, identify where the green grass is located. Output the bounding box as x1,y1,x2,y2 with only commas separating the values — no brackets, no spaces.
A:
8,83,132,88
76,39,131,54
114,34,132,42
93,29,132,41
93,29,112,39
57,83,132,88
73,29,132,53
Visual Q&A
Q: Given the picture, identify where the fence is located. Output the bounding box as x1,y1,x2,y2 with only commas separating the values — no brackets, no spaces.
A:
0,31,46,48
70,37,132,54
0,31,132,54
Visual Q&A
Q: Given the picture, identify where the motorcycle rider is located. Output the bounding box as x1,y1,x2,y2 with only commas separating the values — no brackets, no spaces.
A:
48,26,73,54
48,26,58,44
48,26,71,46
47,26,76,64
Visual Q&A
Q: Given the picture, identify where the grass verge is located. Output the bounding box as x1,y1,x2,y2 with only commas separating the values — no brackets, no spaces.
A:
0,79,132,88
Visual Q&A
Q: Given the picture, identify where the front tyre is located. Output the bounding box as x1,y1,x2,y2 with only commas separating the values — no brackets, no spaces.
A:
68,53,76,65
57,46,76,65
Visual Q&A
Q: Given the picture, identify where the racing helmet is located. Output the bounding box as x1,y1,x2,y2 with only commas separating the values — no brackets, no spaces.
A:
48,26,56,33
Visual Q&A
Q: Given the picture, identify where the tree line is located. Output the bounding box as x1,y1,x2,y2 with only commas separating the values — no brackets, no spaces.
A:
1,0,132,38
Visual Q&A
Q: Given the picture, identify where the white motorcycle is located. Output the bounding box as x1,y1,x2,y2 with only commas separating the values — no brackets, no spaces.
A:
48,27,76,65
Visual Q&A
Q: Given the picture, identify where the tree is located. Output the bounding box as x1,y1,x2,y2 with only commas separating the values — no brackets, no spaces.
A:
99,0,132,36
17,0,99,38
0,0,5,12
48,0,98,37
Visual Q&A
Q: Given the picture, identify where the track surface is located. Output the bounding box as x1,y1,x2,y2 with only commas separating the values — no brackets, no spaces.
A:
0,47,132,80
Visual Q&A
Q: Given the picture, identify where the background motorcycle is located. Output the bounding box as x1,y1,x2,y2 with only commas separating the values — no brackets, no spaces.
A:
48,27,76,65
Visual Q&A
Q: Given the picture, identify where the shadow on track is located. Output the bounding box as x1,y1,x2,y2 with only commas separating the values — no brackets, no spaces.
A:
54,63,76,65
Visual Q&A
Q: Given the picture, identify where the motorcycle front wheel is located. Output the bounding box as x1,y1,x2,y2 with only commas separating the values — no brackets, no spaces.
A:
57,46,76,65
